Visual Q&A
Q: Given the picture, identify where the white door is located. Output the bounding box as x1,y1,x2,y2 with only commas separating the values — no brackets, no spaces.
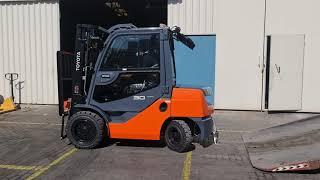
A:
268,35,305,111
214,0,266,110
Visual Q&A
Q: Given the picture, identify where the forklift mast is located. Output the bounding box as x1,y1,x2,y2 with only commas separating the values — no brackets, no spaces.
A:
72,24,140,107
72,24,108,106
57,24,107,115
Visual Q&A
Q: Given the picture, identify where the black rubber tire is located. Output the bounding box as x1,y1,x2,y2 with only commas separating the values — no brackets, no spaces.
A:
201,132,215,148
165,120,193,153
66,111,107,149
0,95,4,105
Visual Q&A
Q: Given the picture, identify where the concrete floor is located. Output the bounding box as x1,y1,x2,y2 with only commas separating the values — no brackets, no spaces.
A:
0,105,319,180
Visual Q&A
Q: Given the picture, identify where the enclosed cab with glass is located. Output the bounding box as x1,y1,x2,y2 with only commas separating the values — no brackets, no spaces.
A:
57,24,218,152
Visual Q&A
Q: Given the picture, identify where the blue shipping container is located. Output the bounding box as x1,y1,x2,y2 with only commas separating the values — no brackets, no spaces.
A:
174,35,216,104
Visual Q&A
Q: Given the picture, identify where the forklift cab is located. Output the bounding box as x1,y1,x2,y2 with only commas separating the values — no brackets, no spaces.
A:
70,24,193,121
58,24,218,152
89,28,170,122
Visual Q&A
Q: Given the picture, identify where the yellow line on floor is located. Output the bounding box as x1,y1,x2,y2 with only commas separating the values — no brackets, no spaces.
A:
0,121,62,126
0,165,43,171
182,151,192,180
219,129,252,133
26,148,78,180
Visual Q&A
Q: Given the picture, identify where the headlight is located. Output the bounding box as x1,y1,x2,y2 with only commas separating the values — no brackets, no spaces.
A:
202,87,213,96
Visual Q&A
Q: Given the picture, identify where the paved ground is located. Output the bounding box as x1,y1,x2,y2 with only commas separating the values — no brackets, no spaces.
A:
0,105,320,180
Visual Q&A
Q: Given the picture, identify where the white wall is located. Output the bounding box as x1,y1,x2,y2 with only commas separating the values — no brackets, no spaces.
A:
168,0,266,110
214,0,266,110
265,0,320,112
0,0,60,104
168,0,215,34
168,0,320,112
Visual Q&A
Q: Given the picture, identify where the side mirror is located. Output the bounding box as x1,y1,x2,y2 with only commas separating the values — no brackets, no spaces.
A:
176,33,195,49
171,26,195,49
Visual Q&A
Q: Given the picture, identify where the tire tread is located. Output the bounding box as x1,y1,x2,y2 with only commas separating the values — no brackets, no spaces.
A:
66,111,106,149
165,120,192,153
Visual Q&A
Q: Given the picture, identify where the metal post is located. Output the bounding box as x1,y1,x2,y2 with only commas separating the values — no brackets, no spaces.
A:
5,73,19,103
15,81,24,109
10,74,14,102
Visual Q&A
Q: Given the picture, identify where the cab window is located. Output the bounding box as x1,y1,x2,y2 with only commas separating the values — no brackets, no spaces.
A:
100,34,160,70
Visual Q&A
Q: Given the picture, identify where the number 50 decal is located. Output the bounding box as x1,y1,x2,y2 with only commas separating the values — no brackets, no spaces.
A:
133,96,146,101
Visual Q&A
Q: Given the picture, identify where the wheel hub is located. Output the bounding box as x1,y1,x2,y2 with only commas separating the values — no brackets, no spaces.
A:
168,127,182,146
72,119,96,143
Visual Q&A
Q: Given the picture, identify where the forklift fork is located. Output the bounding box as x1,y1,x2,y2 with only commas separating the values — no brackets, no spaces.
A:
60,113,67,140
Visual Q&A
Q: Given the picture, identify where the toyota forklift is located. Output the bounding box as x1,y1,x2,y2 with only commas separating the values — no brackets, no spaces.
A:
58,24,218,152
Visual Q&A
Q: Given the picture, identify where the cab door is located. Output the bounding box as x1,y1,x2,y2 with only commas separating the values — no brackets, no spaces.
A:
89,32,165,122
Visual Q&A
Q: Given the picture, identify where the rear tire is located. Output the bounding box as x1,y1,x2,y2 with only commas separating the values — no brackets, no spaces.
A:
165,120,192,153
66,111,107,149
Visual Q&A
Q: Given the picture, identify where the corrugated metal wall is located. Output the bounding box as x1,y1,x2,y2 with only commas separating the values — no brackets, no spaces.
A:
168,0,215,34
0,0,60,104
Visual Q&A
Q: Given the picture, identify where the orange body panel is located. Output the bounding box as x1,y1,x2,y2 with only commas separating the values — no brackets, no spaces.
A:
171,88,213,117
109,99,171,140
109,88,213,140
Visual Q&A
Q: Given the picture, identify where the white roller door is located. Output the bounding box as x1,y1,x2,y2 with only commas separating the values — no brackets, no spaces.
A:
0,0,60,104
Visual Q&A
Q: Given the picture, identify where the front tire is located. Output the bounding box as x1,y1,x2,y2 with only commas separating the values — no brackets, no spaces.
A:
66,111,107,149
165,120,192,153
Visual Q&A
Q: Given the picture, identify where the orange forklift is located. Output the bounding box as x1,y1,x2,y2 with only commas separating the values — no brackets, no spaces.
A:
58,24,218,152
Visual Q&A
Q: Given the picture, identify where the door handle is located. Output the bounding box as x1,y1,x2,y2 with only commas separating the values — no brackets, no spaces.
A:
101,74,111,78
275,64,281,74
5,73,19,81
